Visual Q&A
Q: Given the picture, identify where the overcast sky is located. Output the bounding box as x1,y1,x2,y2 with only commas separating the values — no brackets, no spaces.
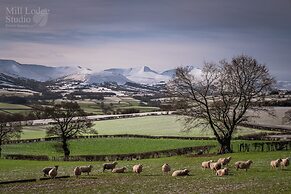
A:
0,0,291,80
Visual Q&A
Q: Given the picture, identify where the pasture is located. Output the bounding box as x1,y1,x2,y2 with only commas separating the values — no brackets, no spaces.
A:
0,102,31,114
0,151,291,193
20,115,273,139
2,138,215,157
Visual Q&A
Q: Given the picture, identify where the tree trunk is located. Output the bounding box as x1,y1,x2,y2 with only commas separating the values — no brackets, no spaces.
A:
0,143,2,158
218,137,232,154
62,139,70,161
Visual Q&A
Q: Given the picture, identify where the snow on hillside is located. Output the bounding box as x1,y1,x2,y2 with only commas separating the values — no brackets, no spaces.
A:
0,59,204,86
86,71,131,85
0,59,78,81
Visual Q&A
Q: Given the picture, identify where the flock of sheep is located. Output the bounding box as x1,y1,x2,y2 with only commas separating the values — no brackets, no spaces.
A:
41,157,290,179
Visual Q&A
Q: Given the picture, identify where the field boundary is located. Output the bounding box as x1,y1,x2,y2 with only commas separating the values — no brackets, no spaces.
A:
4,134,217,145
4,145,215,161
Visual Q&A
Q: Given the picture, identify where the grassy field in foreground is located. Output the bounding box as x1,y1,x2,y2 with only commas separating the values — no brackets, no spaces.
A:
2,138,215,157
0,151,291,193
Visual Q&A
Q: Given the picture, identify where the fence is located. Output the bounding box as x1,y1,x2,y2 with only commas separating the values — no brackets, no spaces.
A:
238,141,291,152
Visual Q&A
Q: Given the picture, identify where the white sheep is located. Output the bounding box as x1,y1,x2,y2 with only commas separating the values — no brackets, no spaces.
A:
162,163,171,174
42,165,58,177
217,157,232,166
235,160,253,171
216,168,229,176
132,164,143,174
270,159,282,169
210,162,222,172
112,167,127,173
172,169,190,177
103,162,118,172
201,160,213,169
280,158,290,169
74,166,82,177
79,165,93,175
48,166,58,179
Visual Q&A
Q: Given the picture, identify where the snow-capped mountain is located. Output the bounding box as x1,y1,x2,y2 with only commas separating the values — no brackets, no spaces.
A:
276,81,291,90
86,71,131,85
161,69,176,78
0,59,85,82
0,59,198,86
104,66,171,85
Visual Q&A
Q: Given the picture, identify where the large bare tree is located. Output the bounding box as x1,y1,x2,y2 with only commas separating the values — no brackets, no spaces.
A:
39,102,94,160
168,55,274,153
0,113,22,157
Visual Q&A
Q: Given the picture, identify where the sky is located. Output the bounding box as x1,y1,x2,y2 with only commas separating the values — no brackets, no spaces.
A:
0,0,291,80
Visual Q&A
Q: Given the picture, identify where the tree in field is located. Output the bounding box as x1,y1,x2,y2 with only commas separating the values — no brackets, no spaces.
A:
168,55,274,153
38,102,94,160
0,113,22,157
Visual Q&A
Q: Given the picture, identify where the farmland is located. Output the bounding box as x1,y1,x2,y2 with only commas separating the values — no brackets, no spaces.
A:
20,115,272,139
1,151,291,193
2,138,215,157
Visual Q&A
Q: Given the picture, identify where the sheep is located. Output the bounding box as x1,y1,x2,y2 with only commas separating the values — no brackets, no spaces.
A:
270,159,282,169
216,168,229,177
201,160,213,169
79,165,93,175
42,165,58,177
210,162,222,172
48,166,58,179
74,166,82,177
235,160,253,171
217,157,232,166
172,169,190,177
132,164,143,174
162,163,171,174
103,162,118,172
280,158,290,169
112,167,127,173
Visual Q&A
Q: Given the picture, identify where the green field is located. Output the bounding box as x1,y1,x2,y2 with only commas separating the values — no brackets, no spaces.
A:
19,115,271,139
2,138,215,157
94,115,270,137
0,102,31,114
1,151,291,193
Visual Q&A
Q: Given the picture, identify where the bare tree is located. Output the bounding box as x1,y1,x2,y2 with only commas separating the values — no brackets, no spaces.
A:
39,102,94,160
168,55,274,153
0,113,22,157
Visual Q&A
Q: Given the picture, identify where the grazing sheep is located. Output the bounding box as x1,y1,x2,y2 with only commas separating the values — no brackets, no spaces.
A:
235,160,253,171
74,166,82,177
270,159,282,169
48,166,58,179
216,168,229,177
218,157,232,166
210,162,222,172
132,164,143,174
103,162,118,172
112,167,127,173
162,163,171,174
172,169,190,177
79,165,93,175
42,166,58,177
280,158,290,169
201,160,213,169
